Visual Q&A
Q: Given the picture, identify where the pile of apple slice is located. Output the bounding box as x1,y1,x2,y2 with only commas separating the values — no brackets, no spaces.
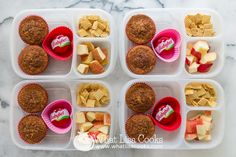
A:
185,111,213,141
186,41,217,73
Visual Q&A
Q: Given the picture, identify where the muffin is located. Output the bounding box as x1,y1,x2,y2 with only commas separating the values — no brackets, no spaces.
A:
125,114,155,143
126,45,156,74
126,83,155,113
19,15,49,45
18,115,47,144
18,83,48,113
18,45,49,75
126,14,156,44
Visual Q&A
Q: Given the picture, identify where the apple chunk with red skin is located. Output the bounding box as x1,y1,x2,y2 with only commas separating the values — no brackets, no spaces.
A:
197,63,213,73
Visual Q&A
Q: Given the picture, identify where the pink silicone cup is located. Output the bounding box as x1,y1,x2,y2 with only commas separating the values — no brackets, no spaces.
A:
150,97,182,132
42,26,73,61
151,29,181,63
41,99,73,134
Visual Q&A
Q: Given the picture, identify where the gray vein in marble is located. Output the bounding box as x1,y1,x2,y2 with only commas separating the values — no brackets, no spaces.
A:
0,16,13,26
0,99,9,108
226,43,236,47
155,0,165,8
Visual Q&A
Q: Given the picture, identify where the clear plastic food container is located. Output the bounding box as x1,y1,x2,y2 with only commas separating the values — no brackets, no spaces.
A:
10,9,116,79
119,79,225,149
120,8,224,78
10,80,115,150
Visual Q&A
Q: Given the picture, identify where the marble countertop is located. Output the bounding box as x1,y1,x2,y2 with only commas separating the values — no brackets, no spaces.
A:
1,0,236,156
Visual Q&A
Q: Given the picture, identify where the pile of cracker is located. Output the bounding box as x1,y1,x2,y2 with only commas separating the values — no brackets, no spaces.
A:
185,83,217,107
185,13,215,37
78,15,110,37
77,83,110,107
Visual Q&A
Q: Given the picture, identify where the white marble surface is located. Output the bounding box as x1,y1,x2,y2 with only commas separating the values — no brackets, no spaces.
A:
1,0,236,156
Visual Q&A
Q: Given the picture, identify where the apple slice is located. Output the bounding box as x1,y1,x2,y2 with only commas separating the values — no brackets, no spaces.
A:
197,63,213,73
188,62,200,73
193,41,209,54
186,55,195,66
98,125,109,134
200,52,217,64
88,131,100,140
191,48,201,62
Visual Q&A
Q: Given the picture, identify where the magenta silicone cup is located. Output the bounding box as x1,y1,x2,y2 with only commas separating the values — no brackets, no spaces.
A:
41,99,73,134
151,29,181,63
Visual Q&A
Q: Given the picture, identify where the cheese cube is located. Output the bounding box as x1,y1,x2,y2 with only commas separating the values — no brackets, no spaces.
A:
82,42,95,51
78,44,89,55
89,60,104,74
95,112,104,121
86,112,96,122
92,47,106,63
104,113,111,126
76,112,86,124
77,64,89,74
81,52,93,64
79,122,93,132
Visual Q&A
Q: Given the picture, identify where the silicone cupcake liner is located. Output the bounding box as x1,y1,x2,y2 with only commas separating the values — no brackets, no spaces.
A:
41,99,73,134
151,29,181,63
151,97,182,131
42,26,73,61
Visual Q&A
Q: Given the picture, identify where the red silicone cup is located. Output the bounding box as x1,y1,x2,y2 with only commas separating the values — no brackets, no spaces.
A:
42,26,73,61
151,29,181,63
41,99,73,134
151,97,181,131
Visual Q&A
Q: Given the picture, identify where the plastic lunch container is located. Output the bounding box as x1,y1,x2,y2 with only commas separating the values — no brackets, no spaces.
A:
10,9,117,79
119,79,225,149
120,8,224,78
10,80,115,150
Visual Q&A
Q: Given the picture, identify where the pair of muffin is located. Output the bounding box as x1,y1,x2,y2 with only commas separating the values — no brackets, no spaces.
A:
126,14,157,74
18,15,49,75
17,83,48,144
125,83,156,143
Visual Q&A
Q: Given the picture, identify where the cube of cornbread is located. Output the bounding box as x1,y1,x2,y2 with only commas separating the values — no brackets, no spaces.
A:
86,99,96,107
92,47,106,63
78,44,89,55
80,18,92,30
81,52,93,64
89,60,104,74
79,122,93,132
78,29,89,37
77,64,89,74
76,112,86,124
95,112,104,121
86,112,96,122
104,113,111,126
82,42,95,51
94,89,105,101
